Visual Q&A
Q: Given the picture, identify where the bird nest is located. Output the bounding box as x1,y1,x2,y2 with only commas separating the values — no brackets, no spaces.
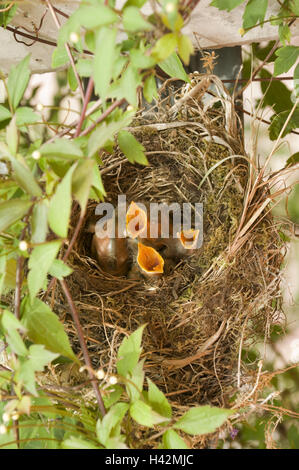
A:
55,75,285,417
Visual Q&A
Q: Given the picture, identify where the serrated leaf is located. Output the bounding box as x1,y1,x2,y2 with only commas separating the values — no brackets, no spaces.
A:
48,164,76,238
15,107,39,126
93,27,117,100
130,49,155,69
143,75,158,103
123,6,153,32
118,65,140,107
96,403,129,446
147,378,172,419
130,400,169,427
21,297,77,362
286,152,299,166
40,139,83,159
274,46,299,76
162,429,189,449
159,52,190,82
28,240,62,300
152,33,177,62
117,325,146,376
269,109,299,140
242,0,268,30
279,24,291,45
0,199,32,232
0,105,11,122
72,159,95,212
8,154,42,197
210,0,244,12
74,4,118,29
103,385,124,409
174,405,233,436
118,131,148,165
7,54,31,111
31,201,48,244
48,259,73,280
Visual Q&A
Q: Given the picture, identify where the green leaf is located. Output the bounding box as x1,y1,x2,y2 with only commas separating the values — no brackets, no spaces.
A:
21,297,77,362
130,49,155,69
93,27,117,100
76,59,93,77
15,107,39,126
18,345,58,395
62,437,99,449
103,385,124,409
52,45,69,68
72,159,95,213
147,378,172,419
6,115,18,155
274,46,299,76
130,400,169,427
28,240,62,300
0,105,12,122
40,139,83,159
143,75,158,103
117,325,146,376
7,54,31,111
125,0,147,6
294,62,299,97
96,403,129,447
0,199,32,232
8,155,42,197
123,6,153,32
286,152,299,166
269,108,299,140
48,164,76,238
291,0,299,15
152,33,177,62
210,0,244,12
243,0,268,30
126,360,145,402
31,201,48,244
88,112,133,157
260,69,292,114
67,66,78,92
118,130,148,165
0,3,17,27
159,52,190,82
117,65,140,107
0,309,28,356
92,164,106,199
174,405,234,436
178,34,194,65
48,259,73,280
162,429,189,449
73,4,118,29
279,24,291,45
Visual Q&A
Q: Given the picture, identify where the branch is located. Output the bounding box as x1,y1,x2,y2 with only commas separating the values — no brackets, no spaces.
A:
79,98,126,137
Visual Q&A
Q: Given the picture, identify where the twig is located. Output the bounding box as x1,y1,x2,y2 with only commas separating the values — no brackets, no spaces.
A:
79,99,126,137
59,279,106,417
74,78,94,137
45,0,85,101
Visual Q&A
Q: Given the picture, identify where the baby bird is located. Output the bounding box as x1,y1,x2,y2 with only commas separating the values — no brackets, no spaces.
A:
87,215,130,277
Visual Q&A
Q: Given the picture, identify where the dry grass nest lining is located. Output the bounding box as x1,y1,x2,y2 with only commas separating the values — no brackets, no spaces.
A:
55,77,285,409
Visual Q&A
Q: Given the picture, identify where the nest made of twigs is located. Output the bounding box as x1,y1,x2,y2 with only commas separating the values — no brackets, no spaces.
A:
53,75,285,437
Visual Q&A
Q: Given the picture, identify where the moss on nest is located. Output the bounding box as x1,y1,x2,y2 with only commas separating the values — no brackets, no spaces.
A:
54,77,285,428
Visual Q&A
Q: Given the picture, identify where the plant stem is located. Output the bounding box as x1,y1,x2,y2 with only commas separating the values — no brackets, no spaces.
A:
79,98,126,137
74,78,94,137
59,279,106,417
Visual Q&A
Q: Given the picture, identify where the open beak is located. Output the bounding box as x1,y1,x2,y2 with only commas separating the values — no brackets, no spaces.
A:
126,201,148,239
177,229,200,250
137,242,164,275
